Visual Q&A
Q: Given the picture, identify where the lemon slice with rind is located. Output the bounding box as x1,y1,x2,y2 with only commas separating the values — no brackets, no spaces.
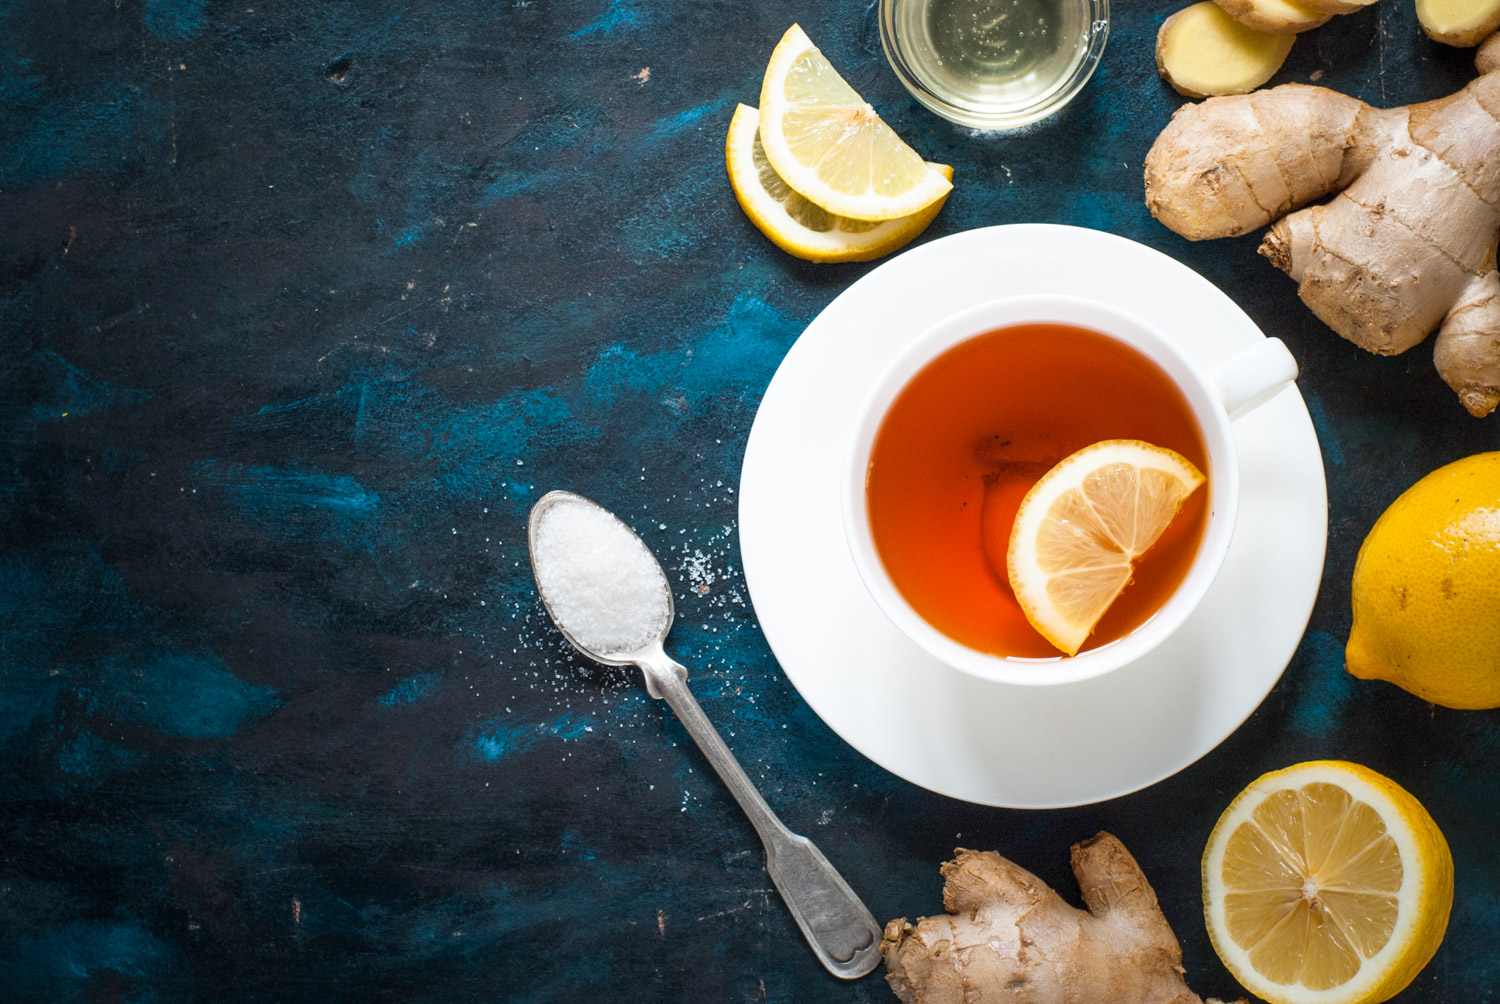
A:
725,104,952,263
1007,439,1205,656
1203,761,1453,1004
758,24,953,222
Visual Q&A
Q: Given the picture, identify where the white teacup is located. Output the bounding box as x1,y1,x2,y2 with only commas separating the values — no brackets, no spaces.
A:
841,295,1298,686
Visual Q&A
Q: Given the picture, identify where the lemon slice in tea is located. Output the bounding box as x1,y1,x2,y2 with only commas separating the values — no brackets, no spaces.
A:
1007,439,1205,656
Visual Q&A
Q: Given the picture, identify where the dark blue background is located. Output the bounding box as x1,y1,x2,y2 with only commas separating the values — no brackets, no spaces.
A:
3,1,1498,1000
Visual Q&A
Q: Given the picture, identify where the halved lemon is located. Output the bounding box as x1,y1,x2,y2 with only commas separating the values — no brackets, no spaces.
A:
757,24,953,222
1006,439,1205,656
725,104,952,263
1203,761,1453,1004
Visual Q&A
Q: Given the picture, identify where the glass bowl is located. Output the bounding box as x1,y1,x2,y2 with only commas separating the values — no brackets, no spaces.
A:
879,0,1109,130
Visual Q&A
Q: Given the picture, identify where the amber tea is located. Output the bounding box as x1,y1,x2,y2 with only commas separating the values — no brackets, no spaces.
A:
864,322,1210,659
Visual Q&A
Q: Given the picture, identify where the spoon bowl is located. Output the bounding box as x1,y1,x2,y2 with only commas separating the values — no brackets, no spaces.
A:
527,490,675,667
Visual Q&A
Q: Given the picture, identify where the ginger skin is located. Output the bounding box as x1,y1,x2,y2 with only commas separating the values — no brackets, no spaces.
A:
881,833,1241,1004
1480,31,1500,74
1143,51,1500,416
1214,0,1330,34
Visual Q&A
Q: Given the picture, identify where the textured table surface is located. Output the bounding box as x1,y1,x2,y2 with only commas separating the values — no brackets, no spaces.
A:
3,1,1499,1001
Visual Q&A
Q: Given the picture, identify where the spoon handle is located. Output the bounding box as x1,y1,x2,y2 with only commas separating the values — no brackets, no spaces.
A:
639,654,883,980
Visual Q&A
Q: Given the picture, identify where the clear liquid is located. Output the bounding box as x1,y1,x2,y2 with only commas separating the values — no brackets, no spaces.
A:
896,0,1091,113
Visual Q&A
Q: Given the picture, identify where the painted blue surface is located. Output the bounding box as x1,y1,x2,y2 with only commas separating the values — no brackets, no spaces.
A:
142,0,207,43
1,1,1498,1001
1286,632,1360,740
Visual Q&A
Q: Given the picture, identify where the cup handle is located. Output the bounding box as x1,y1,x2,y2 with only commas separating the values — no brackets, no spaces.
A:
1207,338,1299,421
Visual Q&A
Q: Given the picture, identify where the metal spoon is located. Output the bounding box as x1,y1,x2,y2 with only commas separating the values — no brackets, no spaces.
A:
527,490,882,980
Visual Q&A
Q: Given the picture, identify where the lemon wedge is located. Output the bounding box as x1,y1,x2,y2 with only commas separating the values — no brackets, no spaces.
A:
757,24,953,221
1203,761,1453,1004
725,104,951,263
1006,439,1205,656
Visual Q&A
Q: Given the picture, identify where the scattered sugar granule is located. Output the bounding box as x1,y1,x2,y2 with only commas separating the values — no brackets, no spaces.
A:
532,498,671,656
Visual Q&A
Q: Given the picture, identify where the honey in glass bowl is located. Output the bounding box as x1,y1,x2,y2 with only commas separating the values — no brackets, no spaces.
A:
880,0,1109,129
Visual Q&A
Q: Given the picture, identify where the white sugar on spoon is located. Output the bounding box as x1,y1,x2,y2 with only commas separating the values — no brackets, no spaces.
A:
530,497,670,657
526,491,881,980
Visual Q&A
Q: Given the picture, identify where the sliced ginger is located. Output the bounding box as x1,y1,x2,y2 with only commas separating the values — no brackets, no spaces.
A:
1158,3,1296,97
1418,0,1500,47
1297,0,1378,11
1296,0,1374,11
1214,0,1332,32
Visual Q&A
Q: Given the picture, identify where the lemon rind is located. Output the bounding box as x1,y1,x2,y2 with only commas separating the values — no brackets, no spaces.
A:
1345,454,1500,710
726,104,951,263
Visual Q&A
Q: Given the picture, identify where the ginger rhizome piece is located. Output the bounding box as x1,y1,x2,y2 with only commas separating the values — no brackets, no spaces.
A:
1144,56,1500,416
1214,0,1331,32
881,834,1241,1004
1157,3,1296,98
1482,31,1500,72
1418,0,1500,47
1298,0,1377,12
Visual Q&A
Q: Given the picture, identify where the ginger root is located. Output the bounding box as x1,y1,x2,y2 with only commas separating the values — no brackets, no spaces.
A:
881,833,1241,1004
1143,53,1500,416
1481,31,1500,72
1298,0,1378,11
1157,3,1296,98
1213,0,1331,33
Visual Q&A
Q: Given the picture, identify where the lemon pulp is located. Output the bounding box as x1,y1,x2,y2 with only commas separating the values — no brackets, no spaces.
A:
1007,439,1205,655
1220,782,1402,989
757,24,952,221
1203,761,1453,1004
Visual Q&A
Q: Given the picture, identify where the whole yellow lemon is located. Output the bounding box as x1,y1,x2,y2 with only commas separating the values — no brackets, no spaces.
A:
1346,452,1500,709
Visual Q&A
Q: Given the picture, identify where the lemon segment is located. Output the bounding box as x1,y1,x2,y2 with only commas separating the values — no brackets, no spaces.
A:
725,104,952,263
1006,439,1205,656
1346,451,1500,709
758,24,953,221
1203,761,1453,1004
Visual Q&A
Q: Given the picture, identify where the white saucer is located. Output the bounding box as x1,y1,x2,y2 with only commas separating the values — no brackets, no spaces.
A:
737,225,1327,809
